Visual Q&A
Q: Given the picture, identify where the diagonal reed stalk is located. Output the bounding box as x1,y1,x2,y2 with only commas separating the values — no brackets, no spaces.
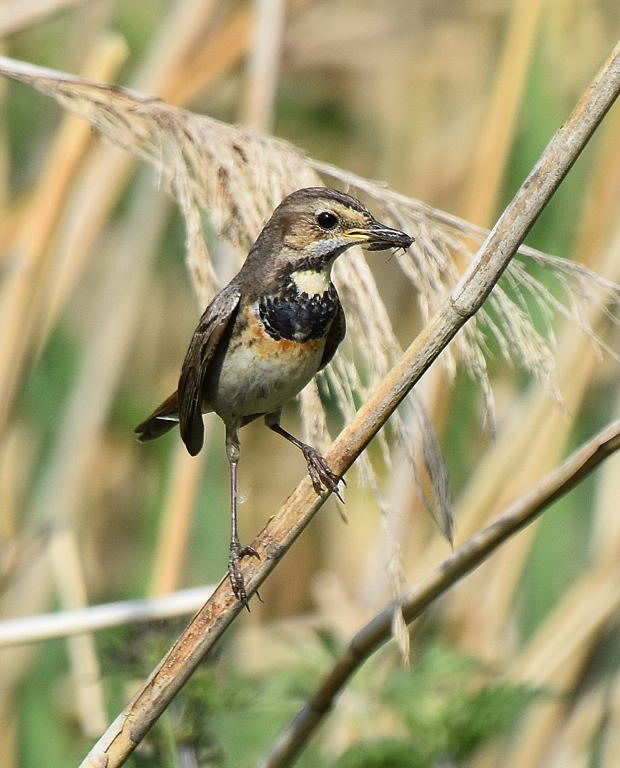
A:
77,41,620,768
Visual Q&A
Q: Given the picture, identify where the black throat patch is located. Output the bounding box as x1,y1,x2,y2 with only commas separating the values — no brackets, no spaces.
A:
258,280,340,343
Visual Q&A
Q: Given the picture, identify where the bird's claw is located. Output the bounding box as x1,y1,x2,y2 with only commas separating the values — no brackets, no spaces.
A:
302,446,345,502
228,540,260,609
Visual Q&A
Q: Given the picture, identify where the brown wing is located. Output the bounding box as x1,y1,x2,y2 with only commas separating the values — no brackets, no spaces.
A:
177,284,241,456
318,303,346,371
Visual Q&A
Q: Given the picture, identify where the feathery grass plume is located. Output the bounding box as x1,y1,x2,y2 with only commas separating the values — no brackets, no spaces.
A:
1,56,618,535
314,163,620,410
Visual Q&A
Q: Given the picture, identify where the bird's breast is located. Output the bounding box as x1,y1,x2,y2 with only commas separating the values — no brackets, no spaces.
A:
202,298,331,423
257,283,339,343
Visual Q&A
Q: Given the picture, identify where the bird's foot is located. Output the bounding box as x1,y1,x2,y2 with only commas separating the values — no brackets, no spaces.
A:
301,446,345,502
228,540,260,609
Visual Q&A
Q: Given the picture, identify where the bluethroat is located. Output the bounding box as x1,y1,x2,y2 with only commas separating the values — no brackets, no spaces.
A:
135,187,413,604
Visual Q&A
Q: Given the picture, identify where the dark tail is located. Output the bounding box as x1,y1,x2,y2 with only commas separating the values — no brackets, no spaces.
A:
135,391,179,442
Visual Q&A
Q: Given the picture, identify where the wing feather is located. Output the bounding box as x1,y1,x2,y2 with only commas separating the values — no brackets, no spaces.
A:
318,303,346,371
178,284,241,455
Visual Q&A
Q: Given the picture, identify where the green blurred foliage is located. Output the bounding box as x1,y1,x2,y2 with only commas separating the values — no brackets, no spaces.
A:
98,638,536,768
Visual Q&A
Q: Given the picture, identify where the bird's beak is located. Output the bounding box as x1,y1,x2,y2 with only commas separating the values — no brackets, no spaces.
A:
345,222,414,251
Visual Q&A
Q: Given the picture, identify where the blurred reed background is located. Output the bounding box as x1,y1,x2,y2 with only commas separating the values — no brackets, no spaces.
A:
0,1,619,766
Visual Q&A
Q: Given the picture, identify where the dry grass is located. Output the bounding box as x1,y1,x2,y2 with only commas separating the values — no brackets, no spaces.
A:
0,2,619,767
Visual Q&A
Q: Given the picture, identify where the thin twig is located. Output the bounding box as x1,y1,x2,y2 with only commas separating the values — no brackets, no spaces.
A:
258,420,620,768
78,40,620,768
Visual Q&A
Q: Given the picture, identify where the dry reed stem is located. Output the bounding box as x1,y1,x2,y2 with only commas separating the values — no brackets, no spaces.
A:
0,7,259,744
0,0,235,666
258,420,620,768
504,569,620,767
0,587,215,647
0,37,131,751
460,0,543,226
514,570,620,688
545,684,609,767
130,0,219,100
601,673,620,768
148,440,209,597
170,2,254,107
242,0,286,131
0,76,8,209
34,35,129,345
78,46,620,766
0,428,19,540
492,432,620,764
485,112,620,636
366,88,620,625
174,0,314,109
468,147,620,759
0,35,128,430
451,242,620,658
0,0,240,432
35,176,170,731
432,0,542,535
499,382,620,764
33,172,170,523
488,509,620,763
49,528,107,735
571,107,620,267
0,172,170,748
0,0,96,37
593,390,620,563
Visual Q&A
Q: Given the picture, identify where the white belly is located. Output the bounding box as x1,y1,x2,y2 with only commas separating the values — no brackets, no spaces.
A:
204,334,325,424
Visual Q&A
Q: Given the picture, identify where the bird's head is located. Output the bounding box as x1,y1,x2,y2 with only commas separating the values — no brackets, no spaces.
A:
246,187,414,287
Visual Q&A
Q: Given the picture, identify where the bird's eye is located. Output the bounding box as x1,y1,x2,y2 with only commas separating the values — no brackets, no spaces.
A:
316,211,338,231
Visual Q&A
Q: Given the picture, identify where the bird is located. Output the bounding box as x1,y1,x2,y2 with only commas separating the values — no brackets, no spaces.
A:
135,187,414,604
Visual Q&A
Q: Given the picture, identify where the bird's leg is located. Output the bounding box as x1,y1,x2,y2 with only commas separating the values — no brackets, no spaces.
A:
265,413,344,501
225,427,259,607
